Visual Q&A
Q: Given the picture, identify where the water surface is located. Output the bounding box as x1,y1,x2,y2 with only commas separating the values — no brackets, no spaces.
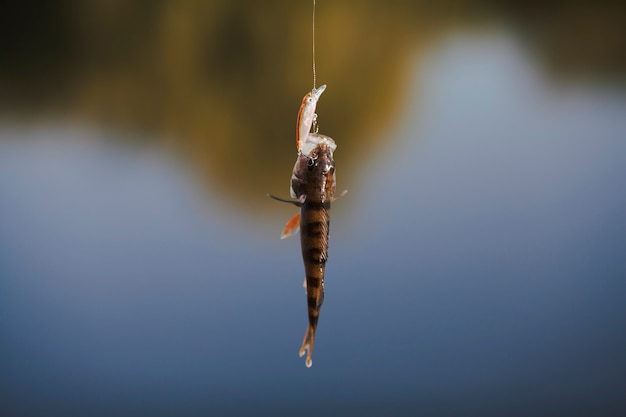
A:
2,31,625,417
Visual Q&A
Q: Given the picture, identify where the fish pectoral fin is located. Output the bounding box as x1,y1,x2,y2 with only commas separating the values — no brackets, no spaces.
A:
267,194,302,207
299,325,316,368
280,212,301,239
332,189,348,202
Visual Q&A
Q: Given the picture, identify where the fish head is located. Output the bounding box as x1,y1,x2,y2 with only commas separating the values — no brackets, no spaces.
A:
299,132,336,158
290,133,337,199
307,84,326,105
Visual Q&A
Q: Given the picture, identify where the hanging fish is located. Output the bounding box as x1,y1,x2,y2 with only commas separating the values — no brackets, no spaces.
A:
269,84,344,368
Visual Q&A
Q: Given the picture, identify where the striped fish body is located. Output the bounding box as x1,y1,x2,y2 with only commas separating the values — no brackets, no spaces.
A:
290,133,336,368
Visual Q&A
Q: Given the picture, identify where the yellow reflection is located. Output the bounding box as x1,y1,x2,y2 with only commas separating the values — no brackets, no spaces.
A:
0,1,623,213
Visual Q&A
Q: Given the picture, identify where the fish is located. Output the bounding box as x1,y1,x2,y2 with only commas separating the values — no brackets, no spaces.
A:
269,84,343,368
296,84,326,152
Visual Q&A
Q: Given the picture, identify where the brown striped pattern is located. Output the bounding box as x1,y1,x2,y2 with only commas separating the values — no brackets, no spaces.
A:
291,136,336,367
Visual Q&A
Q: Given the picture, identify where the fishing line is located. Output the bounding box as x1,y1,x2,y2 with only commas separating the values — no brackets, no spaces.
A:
312,0,316,90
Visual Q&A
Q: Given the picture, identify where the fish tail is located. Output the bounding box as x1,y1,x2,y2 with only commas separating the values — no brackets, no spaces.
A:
299,324,317,368
299,275,323,368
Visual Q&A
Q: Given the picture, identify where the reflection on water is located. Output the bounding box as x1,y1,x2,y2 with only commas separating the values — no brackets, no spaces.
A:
1,2,625,208
2,28,625,416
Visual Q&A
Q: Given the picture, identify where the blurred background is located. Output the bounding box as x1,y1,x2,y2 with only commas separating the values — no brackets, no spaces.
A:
1,1,625,416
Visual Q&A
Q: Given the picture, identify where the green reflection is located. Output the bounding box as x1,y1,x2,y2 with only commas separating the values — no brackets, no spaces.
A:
0,1,624,209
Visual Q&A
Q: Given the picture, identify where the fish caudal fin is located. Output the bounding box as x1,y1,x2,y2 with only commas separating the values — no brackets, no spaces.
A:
281,213,300,239
299,325,316,368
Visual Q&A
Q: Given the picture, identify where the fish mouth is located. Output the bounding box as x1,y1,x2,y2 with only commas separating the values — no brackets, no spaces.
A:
300,133,336,156
311,84,326,101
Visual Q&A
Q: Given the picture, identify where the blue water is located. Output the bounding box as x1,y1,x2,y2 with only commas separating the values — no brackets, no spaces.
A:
1,34,625,416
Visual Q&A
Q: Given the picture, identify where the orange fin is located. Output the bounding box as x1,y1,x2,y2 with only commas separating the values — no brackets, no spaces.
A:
281,213,300,239
299,325,316,368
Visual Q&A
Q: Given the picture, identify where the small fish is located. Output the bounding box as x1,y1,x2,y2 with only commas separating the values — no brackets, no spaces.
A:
296,84,326,153
269,84,343,368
